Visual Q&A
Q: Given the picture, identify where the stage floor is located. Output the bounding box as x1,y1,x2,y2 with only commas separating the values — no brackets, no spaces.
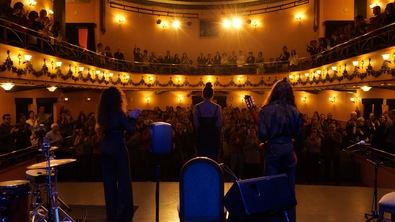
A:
58,182,391,222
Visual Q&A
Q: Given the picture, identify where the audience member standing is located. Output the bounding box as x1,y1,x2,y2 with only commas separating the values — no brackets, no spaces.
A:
0,114,17,153
193,82,223,161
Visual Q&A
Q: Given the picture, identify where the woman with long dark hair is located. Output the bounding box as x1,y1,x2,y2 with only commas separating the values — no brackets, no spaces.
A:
97,87,140,221
193,82,223,161
258,78,302,222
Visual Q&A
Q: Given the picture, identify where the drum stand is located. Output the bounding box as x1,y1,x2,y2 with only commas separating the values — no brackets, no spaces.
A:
30,138,75,222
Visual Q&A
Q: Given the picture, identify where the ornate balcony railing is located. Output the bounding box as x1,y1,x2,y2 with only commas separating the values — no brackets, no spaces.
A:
1,17,395,75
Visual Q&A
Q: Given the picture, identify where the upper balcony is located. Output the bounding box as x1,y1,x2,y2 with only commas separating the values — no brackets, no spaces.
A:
0,17,395,91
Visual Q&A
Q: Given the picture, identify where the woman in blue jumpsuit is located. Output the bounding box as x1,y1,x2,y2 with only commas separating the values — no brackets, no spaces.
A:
258,78,303,222
97,87,140,221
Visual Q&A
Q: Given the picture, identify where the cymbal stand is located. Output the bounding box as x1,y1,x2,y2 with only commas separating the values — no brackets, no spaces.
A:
42,137,75,222
364,158,384,222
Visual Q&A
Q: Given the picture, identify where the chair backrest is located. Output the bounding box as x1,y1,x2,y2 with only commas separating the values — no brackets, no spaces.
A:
179,157,224,222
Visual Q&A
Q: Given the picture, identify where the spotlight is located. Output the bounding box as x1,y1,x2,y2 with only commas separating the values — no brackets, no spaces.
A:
222,19,231,29
156,19,162,24
172,20,181,29
232,17,242,29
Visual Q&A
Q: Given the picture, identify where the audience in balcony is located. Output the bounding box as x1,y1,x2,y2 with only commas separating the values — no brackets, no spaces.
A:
307,2,395,57
278,46,290,62
114,49,125,60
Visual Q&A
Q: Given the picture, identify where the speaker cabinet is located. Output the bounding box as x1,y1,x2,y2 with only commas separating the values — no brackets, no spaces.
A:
224,174,296,218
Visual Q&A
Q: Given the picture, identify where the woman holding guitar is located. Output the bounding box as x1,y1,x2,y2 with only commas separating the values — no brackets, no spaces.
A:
245,78,302,222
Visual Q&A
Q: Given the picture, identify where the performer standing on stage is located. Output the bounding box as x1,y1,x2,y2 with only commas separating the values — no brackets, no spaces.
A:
193,82,223,161
97,87,141,221
258,78,302,222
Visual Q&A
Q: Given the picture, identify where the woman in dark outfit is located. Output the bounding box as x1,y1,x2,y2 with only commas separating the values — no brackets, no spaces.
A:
193,82,223,161
97,87,141,221
258,78,303,222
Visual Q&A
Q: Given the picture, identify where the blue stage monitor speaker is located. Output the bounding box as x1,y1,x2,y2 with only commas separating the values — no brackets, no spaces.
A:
150,122,172,154
224,174,296,217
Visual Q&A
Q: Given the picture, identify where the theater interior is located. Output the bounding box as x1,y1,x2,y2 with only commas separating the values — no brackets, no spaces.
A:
1,0,395,221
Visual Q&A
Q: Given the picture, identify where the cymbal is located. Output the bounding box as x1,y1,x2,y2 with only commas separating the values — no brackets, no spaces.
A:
27,159,76,169
0,180,30,188
26,169,54,177
38,146,59,152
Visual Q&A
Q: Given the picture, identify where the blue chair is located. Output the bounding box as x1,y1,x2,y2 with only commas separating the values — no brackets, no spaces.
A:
378,192,395,222
179,157,225,222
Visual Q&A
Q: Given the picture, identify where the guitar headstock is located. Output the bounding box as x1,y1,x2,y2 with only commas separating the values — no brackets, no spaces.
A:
244,95,255,110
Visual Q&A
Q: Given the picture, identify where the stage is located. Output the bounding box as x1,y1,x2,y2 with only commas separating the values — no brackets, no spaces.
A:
57,182,392,222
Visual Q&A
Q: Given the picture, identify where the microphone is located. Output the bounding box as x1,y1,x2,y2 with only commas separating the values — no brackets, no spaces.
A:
344,140,370,150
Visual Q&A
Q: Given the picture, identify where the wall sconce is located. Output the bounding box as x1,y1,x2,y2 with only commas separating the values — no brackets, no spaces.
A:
304,72,310,80
382,53,391,72
23,54,33,72
55,61,62,68
360,85,372,92
329,96,336,103
294,13,304,23
145,96,151,105
350,96,360,103
86,97,92,102
24,54,32,62
64,97,69,102
352,60,360,74
177,96,183,105
301,96,307,103
1,82,15,91
46,86,57,92
247,19,261,28
78,66,84,73
115,15,126,24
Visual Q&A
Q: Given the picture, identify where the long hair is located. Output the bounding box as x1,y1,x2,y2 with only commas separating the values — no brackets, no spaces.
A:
97,87,126,131
264,78,296,107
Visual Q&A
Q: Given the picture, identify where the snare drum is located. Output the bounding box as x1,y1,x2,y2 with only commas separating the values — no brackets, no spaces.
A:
0,180,30,222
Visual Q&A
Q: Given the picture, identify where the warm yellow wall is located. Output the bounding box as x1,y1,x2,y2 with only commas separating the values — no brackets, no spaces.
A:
321,0,354,21
65,0,99,23
65,1,319,60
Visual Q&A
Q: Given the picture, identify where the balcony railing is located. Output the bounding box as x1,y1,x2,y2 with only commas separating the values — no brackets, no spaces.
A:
1,17,395,75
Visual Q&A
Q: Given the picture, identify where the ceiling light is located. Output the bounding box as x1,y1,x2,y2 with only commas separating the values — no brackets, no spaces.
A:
1,82,15,91
360,86,372,92
47,86,57,92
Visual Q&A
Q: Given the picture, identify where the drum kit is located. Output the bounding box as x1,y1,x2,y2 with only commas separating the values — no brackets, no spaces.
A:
0,138,77,222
